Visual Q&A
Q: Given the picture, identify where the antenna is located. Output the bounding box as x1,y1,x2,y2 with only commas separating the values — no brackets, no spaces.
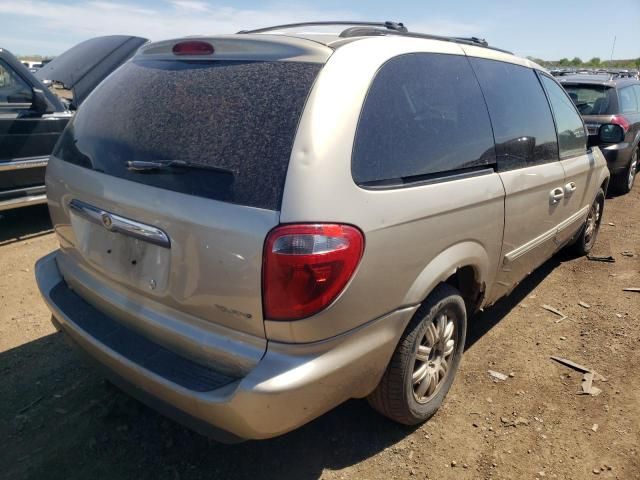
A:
610,35,616,62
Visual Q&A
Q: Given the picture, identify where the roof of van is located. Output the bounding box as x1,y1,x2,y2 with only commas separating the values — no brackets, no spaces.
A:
138,22,541,71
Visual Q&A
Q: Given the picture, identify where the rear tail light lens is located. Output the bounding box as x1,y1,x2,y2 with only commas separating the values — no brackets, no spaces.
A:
172,41,214,55
263,224,364,321
610,115,630,132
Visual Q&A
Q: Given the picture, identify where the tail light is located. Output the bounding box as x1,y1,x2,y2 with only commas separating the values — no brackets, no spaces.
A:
263,224,364,321
172,41,214,55
610,115,631,132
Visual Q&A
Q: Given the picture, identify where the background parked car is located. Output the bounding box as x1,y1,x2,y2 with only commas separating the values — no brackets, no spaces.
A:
0,35,147,212
559,73,640,193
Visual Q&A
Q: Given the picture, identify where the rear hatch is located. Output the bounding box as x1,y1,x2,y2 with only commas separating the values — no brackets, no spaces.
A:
46,35,329,369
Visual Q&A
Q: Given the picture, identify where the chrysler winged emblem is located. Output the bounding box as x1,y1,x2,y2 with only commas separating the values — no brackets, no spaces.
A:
101,212,113,229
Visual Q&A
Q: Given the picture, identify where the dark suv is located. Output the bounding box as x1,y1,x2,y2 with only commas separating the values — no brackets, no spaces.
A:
559,74,640,193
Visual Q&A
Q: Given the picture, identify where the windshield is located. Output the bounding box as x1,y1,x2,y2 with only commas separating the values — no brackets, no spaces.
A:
562,84,613,115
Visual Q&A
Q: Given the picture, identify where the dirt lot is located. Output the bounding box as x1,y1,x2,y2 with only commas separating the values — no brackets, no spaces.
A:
1,188,639,480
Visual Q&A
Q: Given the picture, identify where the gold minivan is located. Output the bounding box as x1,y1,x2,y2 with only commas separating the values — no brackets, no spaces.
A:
36,21,609,442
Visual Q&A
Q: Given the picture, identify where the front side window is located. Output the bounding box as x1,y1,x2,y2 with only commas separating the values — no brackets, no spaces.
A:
469,58,558,171
540,75,587,159
618,86,639,113
0,61,32,104
352,53,496,186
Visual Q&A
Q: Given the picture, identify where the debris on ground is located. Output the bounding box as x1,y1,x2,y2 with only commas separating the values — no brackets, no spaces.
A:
620,251,635,257
586,254,616,263
541,304,568,323
488,370,508,381
550,356,606,396
622,287,640,293
578,301,591,309
591,424,599,432
581,372,603,396
500,416,529,427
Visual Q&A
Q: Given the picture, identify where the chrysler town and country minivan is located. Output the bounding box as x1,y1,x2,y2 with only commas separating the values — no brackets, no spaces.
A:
36,22,609,442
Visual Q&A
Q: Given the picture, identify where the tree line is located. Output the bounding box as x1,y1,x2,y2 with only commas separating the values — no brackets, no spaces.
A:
527,56,640,69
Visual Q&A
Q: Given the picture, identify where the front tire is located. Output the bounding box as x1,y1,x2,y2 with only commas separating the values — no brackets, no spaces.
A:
572,188,605,256
368,284,466,425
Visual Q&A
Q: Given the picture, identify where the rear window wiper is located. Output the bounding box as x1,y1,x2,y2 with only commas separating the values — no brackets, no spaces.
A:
126,160,234,175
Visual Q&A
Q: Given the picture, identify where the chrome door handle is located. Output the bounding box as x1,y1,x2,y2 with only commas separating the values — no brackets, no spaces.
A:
550,188,564,204
564,182,577,194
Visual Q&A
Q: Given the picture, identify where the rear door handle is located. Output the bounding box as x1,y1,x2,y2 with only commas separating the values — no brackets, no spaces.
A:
564,182,577,194
550,188,564,204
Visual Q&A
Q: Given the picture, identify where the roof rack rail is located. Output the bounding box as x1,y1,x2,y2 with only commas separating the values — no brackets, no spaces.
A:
237,21,511,55
237,21,408,34
337,28,511,54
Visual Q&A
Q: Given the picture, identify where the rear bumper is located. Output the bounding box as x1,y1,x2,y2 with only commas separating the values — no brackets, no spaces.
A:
600,142,634,173
36,250,416,441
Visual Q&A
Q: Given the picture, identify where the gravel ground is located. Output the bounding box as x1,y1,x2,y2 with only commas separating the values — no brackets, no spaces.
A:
1,187,639,480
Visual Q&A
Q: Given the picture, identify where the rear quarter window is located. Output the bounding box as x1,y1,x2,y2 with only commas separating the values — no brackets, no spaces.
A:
352,52,496,186
54,59,321,210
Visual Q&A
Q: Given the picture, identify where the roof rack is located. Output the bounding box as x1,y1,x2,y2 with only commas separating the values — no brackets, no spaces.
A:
236,21,511,55
237,21,408,34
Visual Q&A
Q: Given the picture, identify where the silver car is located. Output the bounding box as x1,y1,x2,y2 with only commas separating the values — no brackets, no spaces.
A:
35,22,609,442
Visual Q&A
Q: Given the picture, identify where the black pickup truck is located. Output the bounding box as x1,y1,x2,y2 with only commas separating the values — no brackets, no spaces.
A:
0,35,147,211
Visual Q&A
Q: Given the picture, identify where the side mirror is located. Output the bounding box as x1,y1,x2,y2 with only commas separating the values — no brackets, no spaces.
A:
31,88,52,115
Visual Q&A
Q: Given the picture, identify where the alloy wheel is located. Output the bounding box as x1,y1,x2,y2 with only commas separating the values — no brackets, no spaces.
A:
412,311,456,403
628,150,638,191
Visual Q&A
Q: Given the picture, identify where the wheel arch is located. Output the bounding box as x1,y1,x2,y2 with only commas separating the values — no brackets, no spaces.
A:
402,241,491,315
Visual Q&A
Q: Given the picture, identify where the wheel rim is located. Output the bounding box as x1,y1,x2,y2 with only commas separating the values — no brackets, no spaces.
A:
412,311,456,403
628,151,638,191
584,199,601,246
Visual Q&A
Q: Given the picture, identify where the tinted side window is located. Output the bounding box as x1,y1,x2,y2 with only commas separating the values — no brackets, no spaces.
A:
352,53,495,185
619,86,639,113
469,58,558,171
540,75,587,158
0,60,32,104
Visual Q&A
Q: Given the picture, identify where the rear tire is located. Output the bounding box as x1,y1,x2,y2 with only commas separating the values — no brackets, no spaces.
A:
572,188,605,256
368,284,466,425
612,148,638,194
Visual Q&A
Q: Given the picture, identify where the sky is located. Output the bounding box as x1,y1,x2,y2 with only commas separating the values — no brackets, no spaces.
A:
0,0,638,60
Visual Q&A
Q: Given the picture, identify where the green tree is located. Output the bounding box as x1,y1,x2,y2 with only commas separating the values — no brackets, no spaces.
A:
558,58,570,66
635,58,640,69
588,57,601,67
570,57,582,66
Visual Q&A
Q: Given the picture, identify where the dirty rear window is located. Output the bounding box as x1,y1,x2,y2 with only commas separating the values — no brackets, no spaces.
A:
54,59,321,210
